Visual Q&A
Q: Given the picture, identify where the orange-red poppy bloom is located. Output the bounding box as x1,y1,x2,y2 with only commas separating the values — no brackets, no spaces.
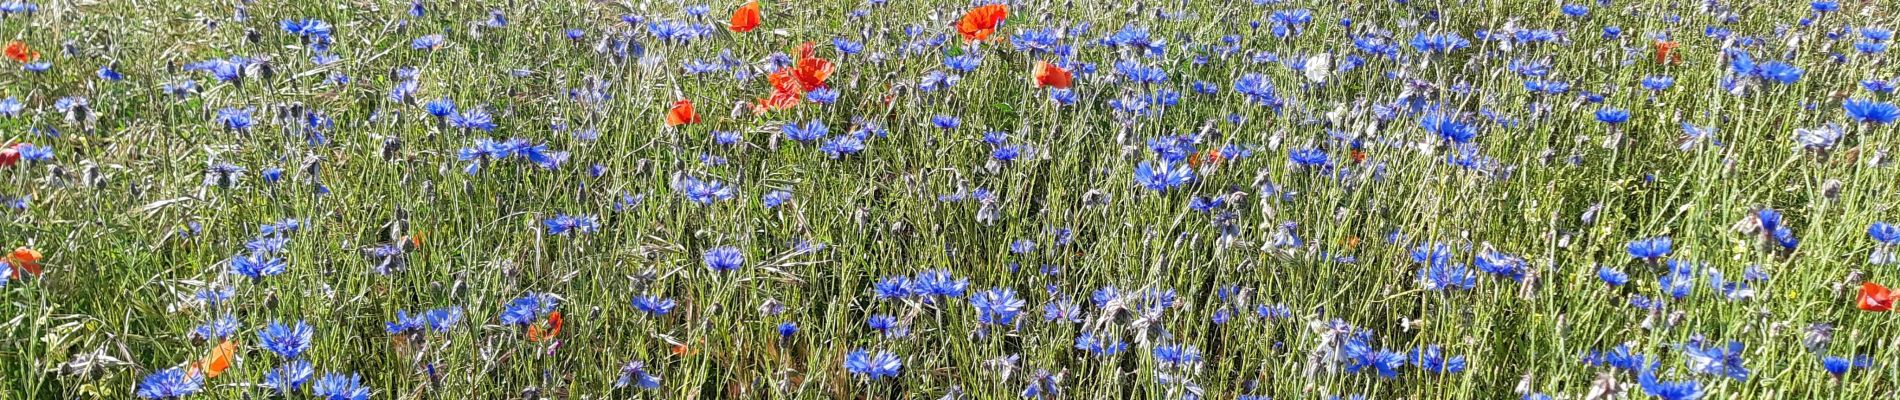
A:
1032,61,1072,89
7,247,40,278
955,4,1008,42
1859,281,1894,312
1187,149,1222,169
0,146,18,168
4,41,38,63
666,99,701,127
195,340,237,379
755,42,834,113
1654,40,1682,65
528,310,564,342
729,1,761,33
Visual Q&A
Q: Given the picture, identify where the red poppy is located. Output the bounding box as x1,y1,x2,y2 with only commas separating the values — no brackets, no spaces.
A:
528,310,564,342
0,146,18,168
1859,281,1893,312
729,1,761,33
955,4,1008,42
195,340,237,379
1032,61,1072,89
8,247,40,278
4,41,38,63
754,42,834,113
1187,149,1221,169
666,99,701,127
1654,40,1682,65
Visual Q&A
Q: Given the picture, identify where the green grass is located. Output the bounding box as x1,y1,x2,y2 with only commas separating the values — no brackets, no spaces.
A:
2,0,1899,399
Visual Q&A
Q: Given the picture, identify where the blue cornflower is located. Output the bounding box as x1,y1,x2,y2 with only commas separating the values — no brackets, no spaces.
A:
679,176,734,204
821,135,865,158
1681,340,1749,381
703,246,744,272
1417,262,1476,291
1233,73,1282,108
1134,160,1194,191
1627,236,1672,261
866,314,904,337
1599,266,1630,286
191,314,241,341
543,213,600,236
1009,239,1036,254
1043,299,1082,323
845,349,902,379
1583,344,1648,372
1188,196,1225,213
1075,333,1128,356
918,70,960,92
1844,99,1899,124
944,53,982,73
1865,79,1897,94
1641,75,1675,91
449,108,496,132
873,276,912,300
1757,62,1802,84
930,115,961,130
230,253,287,279
1288,148,1329,168
263,359,315,392
311,373,372,400
1595,108,1631,125
1870,222,1900,244
1049,88,1077,105
910,269,969,298
1561,4,1588,17
258,320,314,359
1011,28,1062,54
1410,242,1455,266
135,368,204,399
1638,371,1704,400
761,190,792,208
1474,249,1527,281
1421,113,1476,143
1343,336,1407,378
782,120,828,142
386,310,423,334
425,99,456,118
610,361,662,389
1153,343,1203,369
806,88,839,104
412,34,446,50
1113,60,1168,84
832,37,864,55
1811,1,1839,12
216,107,255,131
1409,32,1471,54
0,97,21,117
970,288,1027,326
1864,28,1895,42
1821,355,1871,378
990,145,1026,163
631,295,677,315
1660,259,1698,300
422,306,462,332
97,65,122,81
1410,345,1468,374
500,293,557,325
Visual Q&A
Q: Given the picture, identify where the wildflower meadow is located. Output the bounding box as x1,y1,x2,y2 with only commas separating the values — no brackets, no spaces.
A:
3,0,1900,399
